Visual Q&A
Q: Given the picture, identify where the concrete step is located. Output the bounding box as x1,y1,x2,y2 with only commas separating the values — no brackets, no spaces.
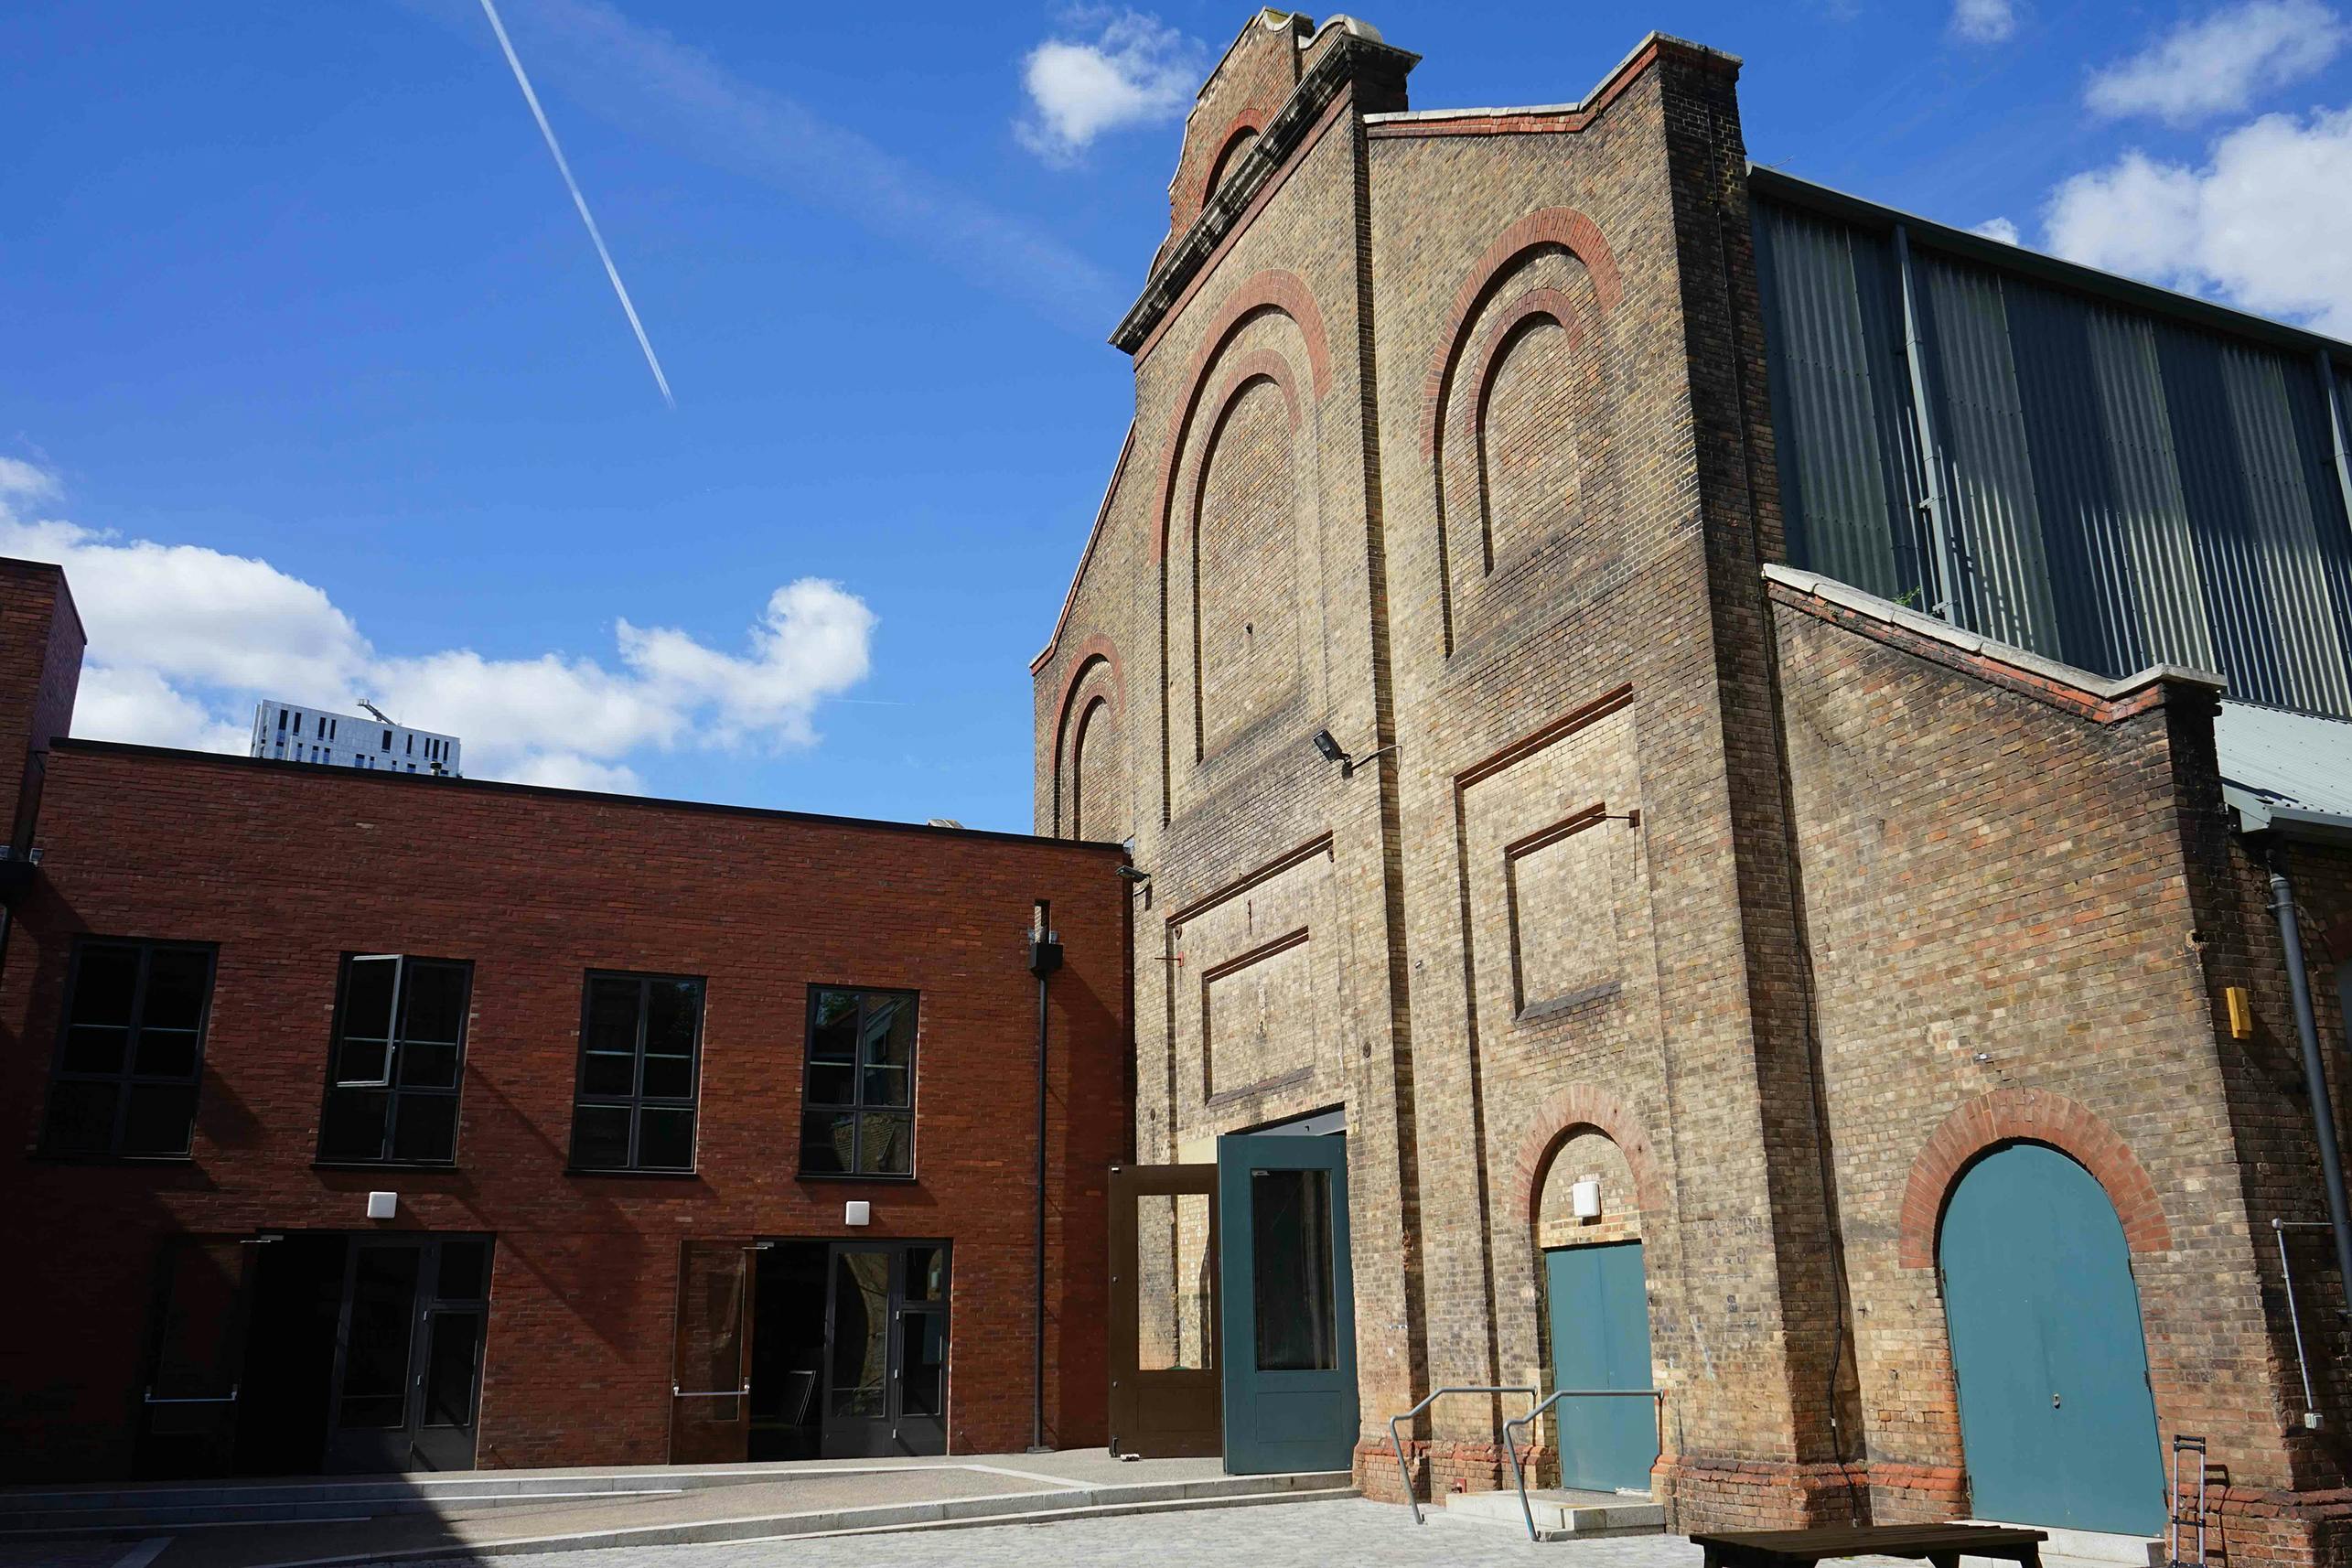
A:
1444,1486,1665,1541
254,1474,1361,1565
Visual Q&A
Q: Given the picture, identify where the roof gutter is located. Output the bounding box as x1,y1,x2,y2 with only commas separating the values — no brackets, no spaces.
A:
2226,786,2352,849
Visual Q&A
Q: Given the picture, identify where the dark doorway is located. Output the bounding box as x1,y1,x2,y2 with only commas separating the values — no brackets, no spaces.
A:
236,1232,349,1477
321,1235,492,1473
748,1242,826,1460
741,1239,949,1460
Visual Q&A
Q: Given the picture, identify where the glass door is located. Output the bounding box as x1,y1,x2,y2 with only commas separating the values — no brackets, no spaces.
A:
1215,1133,1356,1475
820,1241,950,1457
324,1237,491,1473
137,1236,259,1478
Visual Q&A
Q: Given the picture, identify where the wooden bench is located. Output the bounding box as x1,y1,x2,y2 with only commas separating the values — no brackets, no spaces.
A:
1691,1523,2049,1568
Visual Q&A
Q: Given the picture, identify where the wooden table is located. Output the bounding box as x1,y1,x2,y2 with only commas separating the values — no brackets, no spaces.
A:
1690,1523,2049,1568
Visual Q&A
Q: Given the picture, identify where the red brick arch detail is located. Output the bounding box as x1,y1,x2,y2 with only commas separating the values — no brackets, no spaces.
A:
1460,286,1586,442
1151,269,1332,563
1896,1089,2173,1270
1422,207,1624,457
1506,1084,1663,1225
1049,635,1125,833
1203,349,1304,435
1179,113,1265,224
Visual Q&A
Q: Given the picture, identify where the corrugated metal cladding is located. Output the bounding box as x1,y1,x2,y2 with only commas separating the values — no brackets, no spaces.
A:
1752,194,2352,719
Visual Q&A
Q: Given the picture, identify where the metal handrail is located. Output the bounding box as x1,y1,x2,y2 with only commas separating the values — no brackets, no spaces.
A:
671,1381,750,1399
1502,1387,1665,1542
1386,1384,1539,1525
145,1384,239,1405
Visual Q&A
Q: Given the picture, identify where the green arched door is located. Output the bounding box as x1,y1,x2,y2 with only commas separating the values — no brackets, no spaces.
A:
1939,1143,2164,1534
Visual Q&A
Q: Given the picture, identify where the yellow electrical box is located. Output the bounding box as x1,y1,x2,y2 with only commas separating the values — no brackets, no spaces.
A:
2226,985,2254,1039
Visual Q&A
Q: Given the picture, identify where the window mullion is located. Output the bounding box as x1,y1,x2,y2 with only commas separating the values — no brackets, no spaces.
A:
113,946,154,1154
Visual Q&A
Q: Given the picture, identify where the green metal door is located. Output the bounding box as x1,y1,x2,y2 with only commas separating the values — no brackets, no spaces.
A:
1940,1143,2164,1534
1543,1240,1657,1493
1216,1133,1357,1475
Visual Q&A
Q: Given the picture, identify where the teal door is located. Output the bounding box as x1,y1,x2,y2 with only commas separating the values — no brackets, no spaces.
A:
1216,1133,1357,1474
1940,1144,2164,1534
1543,1240,1658,1493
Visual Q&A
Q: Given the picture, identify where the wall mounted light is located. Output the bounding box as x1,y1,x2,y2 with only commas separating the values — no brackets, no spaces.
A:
1570,1178,1603,1219
844,1200,871,1227
365,1191,397,1221
1310,728,1398,779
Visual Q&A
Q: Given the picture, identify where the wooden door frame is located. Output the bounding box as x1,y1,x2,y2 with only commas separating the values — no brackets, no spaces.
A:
1108,1162,1222,1458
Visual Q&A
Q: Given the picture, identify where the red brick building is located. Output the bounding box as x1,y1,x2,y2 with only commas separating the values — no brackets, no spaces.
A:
0,559,1132,1481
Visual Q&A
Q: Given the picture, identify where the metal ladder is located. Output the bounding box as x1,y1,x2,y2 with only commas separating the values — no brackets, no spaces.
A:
2167,1434,2208,1568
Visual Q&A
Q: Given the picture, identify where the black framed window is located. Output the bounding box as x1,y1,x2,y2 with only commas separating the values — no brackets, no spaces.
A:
800,987,915,1178
319,954,473,1165
569,972,703,1173
43,938,215,1158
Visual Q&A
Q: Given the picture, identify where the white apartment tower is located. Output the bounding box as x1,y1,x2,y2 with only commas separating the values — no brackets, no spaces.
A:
250,700,461,776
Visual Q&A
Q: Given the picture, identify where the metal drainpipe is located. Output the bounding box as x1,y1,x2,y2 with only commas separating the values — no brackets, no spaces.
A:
1026,922,1064,1452
1895,223,1964,625
2271,866,2352,1319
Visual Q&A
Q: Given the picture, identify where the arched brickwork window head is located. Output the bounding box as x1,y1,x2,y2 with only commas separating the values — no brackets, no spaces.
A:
1071,693,1127,844
1896,1089,2172,1270
1187,372,1303,762
1507,1084,1662,1229
1048,640,1124,838
1204,124,1261,204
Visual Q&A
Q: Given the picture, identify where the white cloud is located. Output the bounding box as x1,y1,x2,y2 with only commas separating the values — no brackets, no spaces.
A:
2088,0,2346,124
2045,106,2352,334
0,462,877,792
1970,215,2024,244
0,457,59,502
1952,0,2017,43
1015,10,1206,165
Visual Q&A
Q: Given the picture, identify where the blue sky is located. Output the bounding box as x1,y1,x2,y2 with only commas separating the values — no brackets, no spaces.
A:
3,0,2347,832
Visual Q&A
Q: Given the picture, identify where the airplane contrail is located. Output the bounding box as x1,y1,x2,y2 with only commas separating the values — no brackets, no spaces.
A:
476,0,674,407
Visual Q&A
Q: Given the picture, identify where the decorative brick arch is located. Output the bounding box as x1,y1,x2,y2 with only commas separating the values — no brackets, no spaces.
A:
1896,1089,2173,1270
1461,286,1587,443
1182,114,1264,221
1506,1083,1663,1225
1422,207,1624,457
1152,269,1332,562
1201,349,1304,435
1049,636,1125,835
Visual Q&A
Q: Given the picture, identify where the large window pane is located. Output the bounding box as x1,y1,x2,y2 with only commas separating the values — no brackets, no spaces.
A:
638,1107,695,1170
856,1112,912,1176
800,988,918,1179
320,955,471,1165
339,1247,421,1430
403,963,467,1044
43,1079,118,1155
133,1028,199,1079
44,939,212,1159
391,1094,459,1163
122,1084,198,1156
422,1311,483,1428
1250,1166,1337,1372
800,1111,853,1174
569,973,704,1174
321,1088,392,1161
143,950,211,1031
62,1024,129,1076
570,1102,631,1169
69,945,139,1026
